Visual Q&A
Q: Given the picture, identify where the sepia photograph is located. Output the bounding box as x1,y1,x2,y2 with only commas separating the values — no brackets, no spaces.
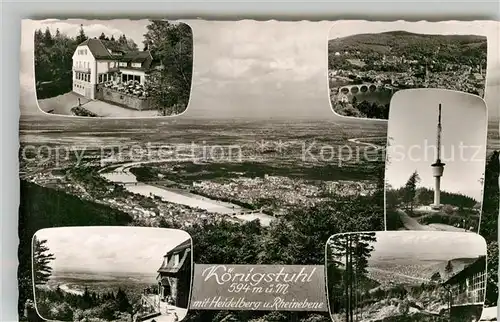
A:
385,89,487,233
18,20,500,322
31,227,192,322
326,231,488,322
34,19,193,118
328,24,487,120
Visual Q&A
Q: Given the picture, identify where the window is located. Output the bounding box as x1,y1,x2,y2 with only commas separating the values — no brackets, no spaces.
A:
98,74,103,83
174,254,180,267
132,62,142,68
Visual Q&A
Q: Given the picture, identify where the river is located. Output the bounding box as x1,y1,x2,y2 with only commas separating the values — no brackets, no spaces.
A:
100,161,276,226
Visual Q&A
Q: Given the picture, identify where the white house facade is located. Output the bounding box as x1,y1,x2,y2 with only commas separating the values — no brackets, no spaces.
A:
72,38,153,100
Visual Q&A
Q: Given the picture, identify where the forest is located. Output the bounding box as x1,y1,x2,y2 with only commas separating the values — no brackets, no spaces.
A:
334,97,390,119
328,31,487,69
18,150,498,321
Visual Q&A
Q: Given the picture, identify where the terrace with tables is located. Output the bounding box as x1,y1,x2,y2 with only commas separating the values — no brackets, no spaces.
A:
102,79,149,99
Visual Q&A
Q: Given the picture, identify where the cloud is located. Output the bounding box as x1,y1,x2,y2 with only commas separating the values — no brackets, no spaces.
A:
21,19,147,51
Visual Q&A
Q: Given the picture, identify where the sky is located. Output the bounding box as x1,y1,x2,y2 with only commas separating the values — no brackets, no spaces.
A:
19,19,500,120
368,231,487,262
385,89,487,201
23,19,149,51
34,226,190,275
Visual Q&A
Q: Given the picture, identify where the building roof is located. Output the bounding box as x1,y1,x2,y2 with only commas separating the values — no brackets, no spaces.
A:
119,51,153,70
77,38,152,65
443,256,486,286
167,239,191,256
157,239,192,275
100,39,127,54
77,38,113,60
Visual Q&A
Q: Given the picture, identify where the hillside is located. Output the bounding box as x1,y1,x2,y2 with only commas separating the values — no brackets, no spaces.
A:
328,31,487,63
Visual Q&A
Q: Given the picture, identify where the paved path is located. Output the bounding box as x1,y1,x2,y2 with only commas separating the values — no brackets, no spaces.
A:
37,92,160,118
396,208,468,232
83,100,158,118
348,137,385,150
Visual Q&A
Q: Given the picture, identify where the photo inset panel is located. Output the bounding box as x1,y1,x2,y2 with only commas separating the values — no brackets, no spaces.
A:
31,226,192,322
385,89,487,233
34,19,193,118
326,231,487,322
328,27,487,120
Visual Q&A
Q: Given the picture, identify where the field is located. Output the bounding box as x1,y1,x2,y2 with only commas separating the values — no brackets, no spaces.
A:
45,270,157,302
20,118,388,181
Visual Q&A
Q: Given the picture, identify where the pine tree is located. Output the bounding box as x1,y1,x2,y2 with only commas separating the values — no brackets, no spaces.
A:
32,237,55,285
115,288,131,312
99,32,106,40
444,260,453,276
34,29,44,44
404,171,420,212
43,27,53,46
328,232,377,322
118,34,127,44
76,24,87,44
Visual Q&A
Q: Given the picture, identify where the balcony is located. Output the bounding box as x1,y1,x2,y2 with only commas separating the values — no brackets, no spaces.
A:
72,66,91,73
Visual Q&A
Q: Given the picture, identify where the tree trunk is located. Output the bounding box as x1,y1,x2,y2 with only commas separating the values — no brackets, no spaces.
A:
345,237,350,322
349,237,354,322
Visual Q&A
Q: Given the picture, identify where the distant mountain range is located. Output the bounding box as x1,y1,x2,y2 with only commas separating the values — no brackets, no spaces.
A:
329,30,487,61
368,256,479,286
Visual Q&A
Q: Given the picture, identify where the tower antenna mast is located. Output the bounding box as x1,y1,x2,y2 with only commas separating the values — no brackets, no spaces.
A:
436,103,442,163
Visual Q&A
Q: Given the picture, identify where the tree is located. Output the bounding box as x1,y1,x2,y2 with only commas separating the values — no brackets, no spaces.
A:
115,288,131,312
404,171,420,212
32,237,55,285
110,35,116,42
143,20,193,115
126,38,138,51
485,242,498,306
118,34,127,44
99,32,106,40
75,24,87,44
430,272,442,283
479,151,499,306
327,232,377,322
43,27,53,46
444,260,453,277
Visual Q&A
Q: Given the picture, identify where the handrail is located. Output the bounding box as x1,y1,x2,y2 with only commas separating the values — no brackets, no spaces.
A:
141,294,160,313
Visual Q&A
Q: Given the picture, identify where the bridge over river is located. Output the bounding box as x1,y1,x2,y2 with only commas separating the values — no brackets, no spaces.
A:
337,83,396,95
